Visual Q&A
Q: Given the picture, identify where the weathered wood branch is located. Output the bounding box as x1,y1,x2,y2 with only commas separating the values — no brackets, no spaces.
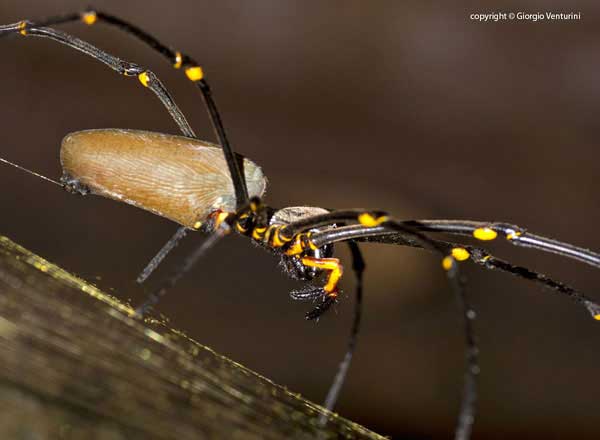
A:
0,235,384,439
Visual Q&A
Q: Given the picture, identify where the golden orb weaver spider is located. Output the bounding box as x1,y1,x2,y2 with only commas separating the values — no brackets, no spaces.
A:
2,6,596,440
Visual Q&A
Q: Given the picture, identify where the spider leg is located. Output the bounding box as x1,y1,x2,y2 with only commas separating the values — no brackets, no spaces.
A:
134,219,231,317
319,241,365,424
301,221,600,438
23,9,249,208
285,220,478,434
446,257,478,440
280,211,600,269
135,200,260,315
406,220,600,269
0,21,194,137
468,247,600,317
310,224,600,319
136,225,190,284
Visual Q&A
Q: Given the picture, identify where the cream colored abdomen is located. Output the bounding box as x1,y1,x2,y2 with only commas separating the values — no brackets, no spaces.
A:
61,129,267,227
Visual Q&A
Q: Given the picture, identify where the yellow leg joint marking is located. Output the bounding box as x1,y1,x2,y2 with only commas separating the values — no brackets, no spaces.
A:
173,51,183,69
473,227,497,241
249,200,261,212
271,226,286,247
306,232,318,250
451,247,470,261
138,71,150,87
279,227,292,243
214,212,230,229
301,257,343,293
185,66,204,82
358,213,389,227
236,221,248,233
442,256,454,271
272,231,284,247
252,226,267,240
481,255,491,262
285,235,304,256
82,11,97,25
18,21,27,36
265,226,275,243
285,232,314,255
506,231,523,240
271,226,290,248
594,314,600,321
192,221,202,230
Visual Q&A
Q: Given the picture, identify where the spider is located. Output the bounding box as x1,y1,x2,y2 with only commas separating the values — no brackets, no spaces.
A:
2,10,599,439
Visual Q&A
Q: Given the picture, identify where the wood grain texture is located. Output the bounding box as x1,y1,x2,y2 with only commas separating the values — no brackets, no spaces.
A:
0,235,384,440
60,129,267,227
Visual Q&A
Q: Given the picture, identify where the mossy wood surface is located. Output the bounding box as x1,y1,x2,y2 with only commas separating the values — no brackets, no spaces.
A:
0,235,385,440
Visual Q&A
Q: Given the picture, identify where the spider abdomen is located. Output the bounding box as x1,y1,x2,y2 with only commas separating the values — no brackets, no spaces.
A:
60,129,267,227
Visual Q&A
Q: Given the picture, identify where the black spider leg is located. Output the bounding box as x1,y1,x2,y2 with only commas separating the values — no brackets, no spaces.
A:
374,223,477,439
311,224,600,319
341,228,475,438
134,221,232,317
318,241,365,425
0,22,195,137
30,9,249,208
281,210,375,236
281,211,600,270
406,220,600,269
285,217,478,435
446,257,478,440
308,221,599,438
136,225,189,284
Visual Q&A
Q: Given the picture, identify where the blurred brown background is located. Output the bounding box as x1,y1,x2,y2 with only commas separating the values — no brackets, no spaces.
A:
2,1,600,439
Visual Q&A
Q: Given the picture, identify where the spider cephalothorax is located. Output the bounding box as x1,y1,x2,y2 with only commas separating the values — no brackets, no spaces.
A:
215,202,341,318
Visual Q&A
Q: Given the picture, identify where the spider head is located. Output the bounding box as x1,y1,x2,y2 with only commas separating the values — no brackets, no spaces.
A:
270,206,334,281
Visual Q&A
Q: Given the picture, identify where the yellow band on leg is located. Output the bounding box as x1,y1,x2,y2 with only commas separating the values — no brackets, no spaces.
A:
185,66,204,81
301,257,343,293
82,11,97,25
